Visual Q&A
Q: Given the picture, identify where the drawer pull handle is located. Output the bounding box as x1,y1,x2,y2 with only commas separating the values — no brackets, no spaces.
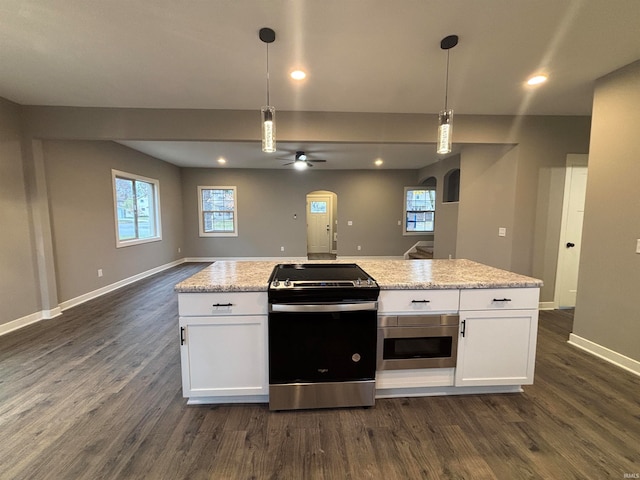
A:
461,319,466,337
411,300,431,303
212,303,234,307
180,327,186,345
492,298,512,302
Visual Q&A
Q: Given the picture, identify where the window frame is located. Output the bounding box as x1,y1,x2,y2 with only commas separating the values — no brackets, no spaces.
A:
198,186,239,237
111,169,162,248
403,186,436,235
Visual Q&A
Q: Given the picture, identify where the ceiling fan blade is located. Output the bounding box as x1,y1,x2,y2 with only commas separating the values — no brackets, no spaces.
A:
306,162,315,167
282,161,294,166
308,159,327,163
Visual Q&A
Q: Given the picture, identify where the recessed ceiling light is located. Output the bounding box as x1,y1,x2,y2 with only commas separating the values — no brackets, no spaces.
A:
527,74,548,86
290,70,306,80
374,158,384,166
217,157,226,164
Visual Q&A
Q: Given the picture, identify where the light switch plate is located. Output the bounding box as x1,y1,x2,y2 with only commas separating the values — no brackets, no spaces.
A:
636,239,640,254
347,220,353,226
498,227,507,237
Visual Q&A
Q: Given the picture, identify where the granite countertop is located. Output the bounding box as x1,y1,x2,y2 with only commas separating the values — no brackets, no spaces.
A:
174,259,543,293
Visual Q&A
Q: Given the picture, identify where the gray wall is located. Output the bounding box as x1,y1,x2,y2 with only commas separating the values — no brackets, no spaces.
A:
181,168,427,258
573,60,640,362
0,99,41,324
43,141,184,303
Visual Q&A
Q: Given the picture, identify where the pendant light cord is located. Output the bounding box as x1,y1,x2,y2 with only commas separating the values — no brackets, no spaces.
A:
444,49,450,111
266,43,270,106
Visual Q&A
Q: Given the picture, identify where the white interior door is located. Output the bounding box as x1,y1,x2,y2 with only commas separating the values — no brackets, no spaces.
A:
306,194,332,254
556,154,588,308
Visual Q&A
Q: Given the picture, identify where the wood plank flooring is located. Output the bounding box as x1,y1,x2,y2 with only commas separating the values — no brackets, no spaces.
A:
1,263,639,479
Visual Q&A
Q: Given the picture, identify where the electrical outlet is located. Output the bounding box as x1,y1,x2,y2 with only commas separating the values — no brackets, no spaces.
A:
498,227,507,237
348,220,353,226
357,245,362,251
177,247,181,253
397,220,402,226
280,246,285,252
97,269,103,277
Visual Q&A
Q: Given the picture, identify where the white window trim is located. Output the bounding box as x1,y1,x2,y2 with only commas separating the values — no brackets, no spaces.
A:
198,186,238,237
112,169,162,248
403,186,435,236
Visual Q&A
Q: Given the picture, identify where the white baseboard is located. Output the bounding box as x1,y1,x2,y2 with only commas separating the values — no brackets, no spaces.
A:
568,333,640,377
59,259,185,311
1,259,186,337
184,256,405,262
183,256,307,262
538,301,555,310
0,308,63,336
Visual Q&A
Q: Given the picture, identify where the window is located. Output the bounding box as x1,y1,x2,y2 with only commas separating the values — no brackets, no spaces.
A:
198,186,238,237
404,187,436,234
310,201,327,213
112,170,162,247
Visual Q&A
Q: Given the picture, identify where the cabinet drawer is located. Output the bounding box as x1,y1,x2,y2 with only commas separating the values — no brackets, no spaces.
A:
178,292,268,316
459,288,539,311
378,289,459,314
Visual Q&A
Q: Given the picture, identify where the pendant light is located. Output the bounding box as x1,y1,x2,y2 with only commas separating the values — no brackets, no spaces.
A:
259,27,276,153
437,34,459,155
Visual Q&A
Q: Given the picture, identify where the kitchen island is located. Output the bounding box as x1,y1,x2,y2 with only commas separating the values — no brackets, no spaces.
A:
175,259,542,405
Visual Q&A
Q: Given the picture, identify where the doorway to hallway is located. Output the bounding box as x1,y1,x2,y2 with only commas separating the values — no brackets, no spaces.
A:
306,191,337,259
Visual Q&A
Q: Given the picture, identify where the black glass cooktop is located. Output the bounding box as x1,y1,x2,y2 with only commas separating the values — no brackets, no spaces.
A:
267,263,379,303
270,263,374,283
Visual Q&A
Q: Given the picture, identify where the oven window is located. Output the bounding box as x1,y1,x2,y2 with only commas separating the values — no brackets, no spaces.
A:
383,336,452,360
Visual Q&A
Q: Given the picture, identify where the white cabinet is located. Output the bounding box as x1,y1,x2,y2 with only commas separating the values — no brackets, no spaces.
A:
455,288,539,387
178,292,269,402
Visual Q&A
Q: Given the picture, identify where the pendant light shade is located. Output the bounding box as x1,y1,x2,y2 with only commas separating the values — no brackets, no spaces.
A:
437,109,453,155
437,35,458,155
261,106,275,153
259,28,276,153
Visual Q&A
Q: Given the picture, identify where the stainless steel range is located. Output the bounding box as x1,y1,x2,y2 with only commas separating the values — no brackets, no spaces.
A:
267,263,380,411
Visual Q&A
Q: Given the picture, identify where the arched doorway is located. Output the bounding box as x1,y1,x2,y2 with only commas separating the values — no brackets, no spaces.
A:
306,190,337,259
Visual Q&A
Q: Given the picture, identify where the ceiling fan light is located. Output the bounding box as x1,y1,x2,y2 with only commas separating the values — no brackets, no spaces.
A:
294,160,307,170
261,106,276,153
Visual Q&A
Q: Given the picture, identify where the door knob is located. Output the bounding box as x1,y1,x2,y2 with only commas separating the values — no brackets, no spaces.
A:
566,242,575,248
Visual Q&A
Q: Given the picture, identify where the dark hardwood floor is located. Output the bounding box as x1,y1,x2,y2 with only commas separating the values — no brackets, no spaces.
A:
1,263,639,479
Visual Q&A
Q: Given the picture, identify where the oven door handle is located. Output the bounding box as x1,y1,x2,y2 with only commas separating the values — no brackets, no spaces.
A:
270,302,378,313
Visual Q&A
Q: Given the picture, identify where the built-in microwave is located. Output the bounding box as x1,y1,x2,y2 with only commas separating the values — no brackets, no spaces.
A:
377,314,459,370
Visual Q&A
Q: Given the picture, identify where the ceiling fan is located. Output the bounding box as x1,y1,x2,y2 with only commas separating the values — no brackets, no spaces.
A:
280,151,327,169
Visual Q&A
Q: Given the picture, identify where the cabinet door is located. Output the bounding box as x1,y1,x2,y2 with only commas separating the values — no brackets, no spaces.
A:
455,309,538,387
180,316,268,397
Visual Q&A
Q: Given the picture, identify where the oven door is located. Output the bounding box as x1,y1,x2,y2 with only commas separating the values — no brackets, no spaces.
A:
377,325,459,370
268,303,377,384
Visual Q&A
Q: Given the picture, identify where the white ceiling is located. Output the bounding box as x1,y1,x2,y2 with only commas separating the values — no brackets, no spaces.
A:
3,0,640,168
